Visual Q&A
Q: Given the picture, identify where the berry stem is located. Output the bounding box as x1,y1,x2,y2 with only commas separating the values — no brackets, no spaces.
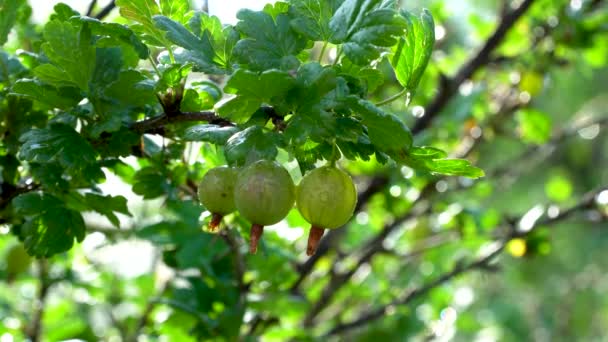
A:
208,213,223,231
307,225,325,256
250,224,264,254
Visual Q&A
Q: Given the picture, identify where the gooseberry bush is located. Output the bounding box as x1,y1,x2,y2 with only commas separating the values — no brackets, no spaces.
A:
0,0,507,339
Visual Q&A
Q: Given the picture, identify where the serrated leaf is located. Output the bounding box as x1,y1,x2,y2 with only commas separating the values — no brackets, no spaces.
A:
80,17,150,59
0,0,25,46
153,15,226,74
336,57,384,95
288,0,343,41
285,109,335,145
133,167,171,199
19,123,97,171
116,0,171,47
182,124,240,144
188,11,239,71
390,9,435,92
160,0,191,23
217,69,295,123
40,19,96,92
350,98,413,152
82,193,131,227
233,9,307,71
13,193,85,257
224,126,279,166
10,79,82,109
104,70,156,107
329,0,407,64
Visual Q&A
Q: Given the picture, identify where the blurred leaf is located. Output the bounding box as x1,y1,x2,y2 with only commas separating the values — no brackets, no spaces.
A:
517,108,552,144
545,172,573,203
0,0,25,45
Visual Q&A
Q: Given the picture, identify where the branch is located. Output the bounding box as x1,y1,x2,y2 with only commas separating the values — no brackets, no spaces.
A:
95,0,116,20
411,0,536,135
323,187,606,336
86,0,98,16
26,259,51,342
0,183,40,212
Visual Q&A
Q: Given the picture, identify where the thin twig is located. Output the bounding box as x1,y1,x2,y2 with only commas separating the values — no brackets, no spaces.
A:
86,0,98,16
411,0,537,135
26,259,51,342
95,0,116,20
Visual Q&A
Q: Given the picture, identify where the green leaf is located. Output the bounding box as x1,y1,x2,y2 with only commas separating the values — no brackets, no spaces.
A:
160,0,191,23
285,109,336,145
18,123,97,171
390,9,435,92
217,69,295,123
289,62,338,110
115,0,171,47
133,167,171,199
80,17,150,59
153,15,226,74
0,0,25,46
350,98,413,153
40,20,96,92
329,0,407,64
82,193,131,228
399,146,484,178
11,79,82,109
0,51,26,82
335,57,384,94
188,11,239,71
182,124,240,145
233,9,307,71
224,126,279,166
517,108,552,144
13,193,85,257
545,172,573,203
288,0,343,41
104,70,157,107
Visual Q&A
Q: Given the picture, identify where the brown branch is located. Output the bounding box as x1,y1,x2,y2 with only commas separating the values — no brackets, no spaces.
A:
130,111,234,135
411,0,536,135
86,0,98,16
323,187,606,336
0,183,40,212
95,0,116,20
26,259,51,342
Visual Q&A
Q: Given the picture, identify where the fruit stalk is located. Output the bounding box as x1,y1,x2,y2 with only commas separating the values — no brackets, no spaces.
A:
208,213,223,231
250,224,264,254
307,225,325,256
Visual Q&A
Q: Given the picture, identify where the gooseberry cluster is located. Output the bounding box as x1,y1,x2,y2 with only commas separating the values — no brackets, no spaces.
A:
198,160,357,255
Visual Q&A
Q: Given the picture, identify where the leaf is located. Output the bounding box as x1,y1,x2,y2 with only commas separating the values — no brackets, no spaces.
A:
82,193,131,228
40,19,96,92
115,0,171,47
133,167,171,199
288,0,343,41
517,109,552,144
224,126,279,166
0,51,26,82
329,0,407,64
11,79,82,109
182,124,240,145
188,11,239,71
104,70,157,107
217,69,295,123
0,0,25,46
80,17,150,59
160,0,191,23
18,123,98,171
153,15,226,74
350,98,413,153
399,146,485,178
390,9,435,92
232,9,307,71
13,193,85,257
334,57,384,95
285,109,335,145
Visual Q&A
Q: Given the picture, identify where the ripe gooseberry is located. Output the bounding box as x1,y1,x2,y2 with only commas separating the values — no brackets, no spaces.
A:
234,160,295,253
296,166,357,255
198,166,238,230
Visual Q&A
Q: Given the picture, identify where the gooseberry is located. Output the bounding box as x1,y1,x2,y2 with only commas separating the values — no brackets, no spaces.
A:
198,166,238,230
296,166,357,255
5,243,31,283
234,160,295,253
